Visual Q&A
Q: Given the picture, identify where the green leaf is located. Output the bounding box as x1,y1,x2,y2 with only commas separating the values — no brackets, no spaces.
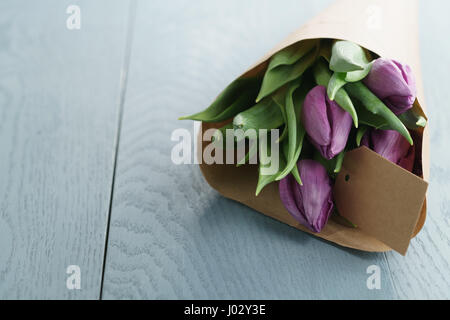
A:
312,59,332,86
330,41,368,72
179,77,260,122
290,165,302,185
281,140,302,185
236,138,258,167
256,139,285,196
398,109,427,129
256,48,316,102
328,72,347,100
356,125,368,147
280,82,300,173
276,125,288,143
272,88,289,143
313,59,358,128
317,40,332,62
267,40,318,72
211,122,234,149
275,81,308,182
345,60,373,82
312,149,345,177
329,41,373,82
233,98,284,133
353,100,388,129
334,151,345,173
355,105,427,132
332,209,357,228
278,129,305,182
335,93,358,128
346,82,413,145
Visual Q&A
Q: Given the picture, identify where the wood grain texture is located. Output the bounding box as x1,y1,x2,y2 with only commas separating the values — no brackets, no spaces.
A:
382,0,450,300
101,0,398,299
0,0,130,299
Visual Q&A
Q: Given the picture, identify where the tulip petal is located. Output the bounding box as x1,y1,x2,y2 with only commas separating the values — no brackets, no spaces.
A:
302,86,331,146
398,144,415,172
364,58,416,115
362,129,415,172
303,85,352,160
279,175,309,227
279,160,334,233
313,59,359,127
298,160,333,231
371,130,411,164
327,97,353,159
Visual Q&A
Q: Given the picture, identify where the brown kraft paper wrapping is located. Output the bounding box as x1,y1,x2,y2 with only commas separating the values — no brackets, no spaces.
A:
198,0,429,254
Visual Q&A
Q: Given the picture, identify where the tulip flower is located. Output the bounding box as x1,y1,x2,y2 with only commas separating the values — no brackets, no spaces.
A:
279,160,334,233
361,129,415,172
302,85,352,160
363,58,417,115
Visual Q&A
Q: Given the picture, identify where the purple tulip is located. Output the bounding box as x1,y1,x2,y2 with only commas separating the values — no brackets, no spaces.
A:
302,85,353,160
364,58,417,115
279,160,334,233
361,129,415,172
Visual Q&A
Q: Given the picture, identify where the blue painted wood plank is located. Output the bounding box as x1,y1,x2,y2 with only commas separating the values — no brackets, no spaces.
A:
102,0,398,299
383,0,450,300
0,0,130,299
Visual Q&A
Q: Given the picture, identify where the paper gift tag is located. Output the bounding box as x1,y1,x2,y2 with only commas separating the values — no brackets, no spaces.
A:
334,147,428,255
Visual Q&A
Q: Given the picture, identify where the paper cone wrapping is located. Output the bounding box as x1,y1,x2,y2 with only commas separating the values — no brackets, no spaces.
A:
198,0,429,254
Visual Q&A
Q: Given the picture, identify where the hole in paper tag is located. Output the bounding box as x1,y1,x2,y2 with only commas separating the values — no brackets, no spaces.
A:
334,147,428,255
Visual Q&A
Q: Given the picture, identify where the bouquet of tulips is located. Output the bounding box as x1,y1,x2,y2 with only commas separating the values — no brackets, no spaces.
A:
180,39,426,234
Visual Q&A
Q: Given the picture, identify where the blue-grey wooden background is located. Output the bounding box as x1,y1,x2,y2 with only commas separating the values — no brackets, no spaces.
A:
0,0,449,300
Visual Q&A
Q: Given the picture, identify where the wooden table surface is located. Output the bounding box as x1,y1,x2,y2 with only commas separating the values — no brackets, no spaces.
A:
0,0,449,299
